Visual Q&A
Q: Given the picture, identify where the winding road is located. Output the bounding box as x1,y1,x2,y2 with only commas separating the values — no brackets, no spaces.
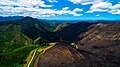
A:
27,48,38,67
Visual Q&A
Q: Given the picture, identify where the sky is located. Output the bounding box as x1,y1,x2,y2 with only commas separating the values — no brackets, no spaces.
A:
0,0,120,20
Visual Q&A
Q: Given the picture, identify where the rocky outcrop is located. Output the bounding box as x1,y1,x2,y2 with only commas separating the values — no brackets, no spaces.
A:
38,43,85,67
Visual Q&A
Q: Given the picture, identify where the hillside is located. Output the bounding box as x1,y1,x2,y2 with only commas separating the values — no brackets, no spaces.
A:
55,22,72,31
56,22,93,42
0,17,58,42
36,22,120,67
0,17,120,67
0,16,23,22
74,23,120,67
0,17,58,67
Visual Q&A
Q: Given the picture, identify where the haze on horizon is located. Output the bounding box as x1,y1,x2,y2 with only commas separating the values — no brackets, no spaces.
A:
0,0,120,20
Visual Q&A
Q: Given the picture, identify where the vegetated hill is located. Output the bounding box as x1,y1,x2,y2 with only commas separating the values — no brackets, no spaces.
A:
94,20,120,24
0,17,58,66
38,19,64,32
56,22,93,42
40,21,62,32
0,17,58,42
0,16,23,22
0,24,33,53
0,17,38,66
0,17,57,67
54,22,72,31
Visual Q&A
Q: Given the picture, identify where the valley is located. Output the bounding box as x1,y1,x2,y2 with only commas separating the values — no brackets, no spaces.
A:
0,17,120,67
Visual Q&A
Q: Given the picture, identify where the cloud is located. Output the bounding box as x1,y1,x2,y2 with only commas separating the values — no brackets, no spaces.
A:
109,10,120,14
96,14,100,16
62,7,69,10
0,0,53,8
73,8,83,12
110,4,120,9
73,13,83,16
70,0,104,5
109,4,120,14
48,0,58,3
69,0,120,15
90,2,112,10
0,4,83,18
86,2,112,13
0,0,84,17
56,7,83,16
85,2,120,15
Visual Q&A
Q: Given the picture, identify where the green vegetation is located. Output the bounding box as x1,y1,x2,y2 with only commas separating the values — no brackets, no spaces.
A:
23,43,56,67
0,17,56,67
54,22,71,31
0,17,64,67
23,45,44,67
0,31,33,53
70,43,79,49
0,17,120,67
0,45,38,67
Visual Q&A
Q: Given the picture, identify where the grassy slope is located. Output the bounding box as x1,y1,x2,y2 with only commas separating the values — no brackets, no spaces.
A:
0,17,58,67
0,45,38,67
34,43,57,67
23,42,57,67
23,46,44,67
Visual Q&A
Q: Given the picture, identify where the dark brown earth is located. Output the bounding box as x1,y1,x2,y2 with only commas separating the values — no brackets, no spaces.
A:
75,23,120,67
37,23,120,67
38,43,85,67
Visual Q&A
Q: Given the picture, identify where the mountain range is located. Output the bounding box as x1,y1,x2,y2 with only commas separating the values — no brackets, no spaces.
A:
0,17,120,67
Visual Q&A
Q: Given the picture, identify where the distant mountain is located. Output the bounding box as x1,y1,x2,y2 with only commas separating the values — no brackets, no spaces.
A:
0,17,60,45
56,22,93,42
94,20,120,24
39,21,62,32
55,22,72,31
0,16,23,22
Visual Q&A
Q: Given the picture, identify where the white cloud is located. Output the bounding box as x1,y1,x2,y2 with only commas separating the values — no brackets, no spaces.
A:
0,0,83,17
70,0,120,15
109,10,120,14
91,2,112,10
73,8,83,12
86,2,112,13
86,2,120,15
62,7,69,10
70,0,104,5
0,4,83,17
48,0,58,3
73,13,83,16
0,0,53,8
96,14,100,16
109,4,120,14
110,4,120,9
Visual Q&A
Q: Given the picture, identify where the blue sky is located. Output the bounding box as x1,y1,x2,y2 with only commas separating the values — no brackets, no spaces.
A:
0,0,120,20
